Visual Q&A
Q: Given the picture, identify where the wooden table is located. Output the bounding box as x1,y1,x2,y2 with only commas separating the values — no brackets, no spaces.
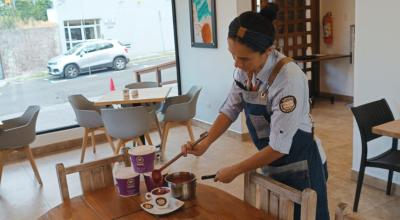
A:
94,87,171,106
38,184,276,220
372,119,400,138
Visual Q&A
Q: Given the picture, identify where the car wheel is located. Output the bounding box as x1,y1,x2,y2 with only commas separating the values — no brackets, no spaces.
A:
113,57,126,70
64,64,79,78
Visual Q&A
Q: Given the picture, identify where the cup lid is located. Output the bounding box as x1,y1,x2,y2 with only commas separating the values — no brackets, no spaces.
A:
128,145,156,156
114,166,138,179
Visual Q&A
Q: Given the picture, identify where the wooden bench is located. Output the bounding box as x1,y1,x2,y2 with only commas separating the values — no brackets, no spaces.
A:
134,60,176,86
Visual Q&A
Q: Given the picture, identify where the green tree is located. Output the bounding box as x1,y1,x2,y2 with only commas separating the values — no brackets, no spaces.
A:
0,0,52,28
0,4,18,28
15,0,52,21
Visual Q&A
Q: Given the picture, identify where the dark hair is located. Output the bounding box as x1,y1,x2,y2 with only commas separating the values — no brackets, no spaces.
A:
228,3,278,53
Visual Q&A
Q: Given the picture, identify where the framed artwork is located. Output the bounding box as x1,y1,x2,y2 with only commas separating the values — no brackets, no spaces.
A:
189,0,217,48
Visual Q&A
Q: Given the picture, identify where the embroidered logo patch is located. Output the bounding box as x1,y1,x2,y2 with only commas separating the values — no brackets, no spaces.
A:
279,96,297,113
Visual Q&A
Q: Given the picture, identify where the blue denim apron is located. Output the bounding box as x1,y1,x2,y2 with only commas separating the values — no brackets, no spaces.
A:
242,89,330,220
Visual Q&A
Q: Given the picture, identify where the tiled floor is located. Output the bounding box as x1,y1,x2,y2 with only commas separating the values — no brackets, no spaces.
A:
0,100,399,220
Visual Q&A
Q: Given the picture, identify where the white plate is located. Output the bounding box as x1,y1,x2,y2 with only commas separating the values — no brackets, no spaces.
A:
140,198,184,215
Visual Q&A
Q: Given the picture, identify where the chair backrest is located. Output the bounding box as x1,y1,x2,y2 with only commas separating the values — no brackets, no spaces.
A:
244,170,317,220
68,94,103,128
68,94,99,111
351,99,394,143
0,105,40,148
181,85,202,119
163,86,202,121
100,106,152,140
20,105,41,144
56,149,130,201
125,81,159,89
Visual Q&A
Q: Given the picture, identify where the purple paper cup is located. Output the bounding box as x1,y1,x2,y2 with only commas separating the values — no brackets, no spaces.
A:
114,166,140,197
129,145,156,173
143,167,169,192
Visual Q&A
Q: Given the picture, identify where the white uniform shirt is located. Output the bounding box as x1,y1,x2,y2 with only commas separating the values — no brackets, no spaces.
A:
220,50,326,162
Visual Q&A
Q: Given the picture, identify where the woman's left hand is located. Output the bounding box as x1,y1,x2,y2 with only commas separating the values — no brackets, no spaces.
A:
214,164,241,183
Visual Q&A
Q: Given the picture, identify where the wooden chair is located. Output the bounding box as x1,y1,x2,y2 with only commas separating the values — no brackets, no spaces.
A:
335,202,361,220
244,170,317,220
244,171,361,220
56,148,130,201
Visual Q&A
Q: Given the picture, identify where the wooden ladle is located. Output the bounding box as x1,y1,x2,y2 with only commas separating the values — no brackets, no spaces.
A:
151,132,208,186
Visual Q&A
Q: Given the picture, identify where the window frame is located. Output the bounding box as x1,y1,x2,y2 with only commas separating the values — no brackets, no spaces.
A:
64,19,101,50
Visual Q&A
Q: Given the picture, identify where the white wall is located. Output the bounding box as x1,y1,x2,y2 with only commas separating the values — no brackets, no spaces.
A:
175,0,251,133
319,0,354,96
353,0,400,183
51,0,174,57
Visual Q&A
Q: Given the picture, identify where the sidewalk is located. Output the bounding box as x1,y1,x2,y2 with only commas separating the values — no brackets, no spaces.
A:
0,79,7,88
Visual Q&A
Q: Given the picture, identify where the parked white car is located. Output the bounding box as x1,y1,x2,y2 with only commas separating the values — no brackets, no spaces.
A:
47,40,130,78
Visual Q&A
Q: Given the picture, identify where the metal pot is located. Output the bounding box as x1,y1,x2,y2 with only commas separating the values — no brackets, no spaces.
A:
165,172,196,200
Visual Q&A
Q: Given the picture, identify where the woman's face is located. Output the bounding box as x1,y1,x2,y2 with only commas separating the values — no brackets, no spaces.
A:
228,38,270,74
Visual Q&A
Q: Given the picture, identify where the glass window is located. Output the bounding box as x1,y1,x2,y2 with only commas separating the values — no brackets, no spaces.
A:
98,43,113,50
63,19,101,50
68,20,82,26
70,28,82,41
84,44,98,53
64,28,70,40
84,27,95,39
84,20,95,25
96,25,101,38
1,2,178,135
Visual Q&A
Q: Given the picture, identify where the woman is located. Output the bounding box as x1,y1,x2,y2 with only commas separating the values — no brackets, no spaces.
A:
181,4,329,220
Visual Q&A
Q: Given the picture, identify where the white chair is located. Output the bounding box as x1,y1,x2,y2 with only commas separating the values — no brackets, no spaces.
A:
0,106,42,185
101,106,154,154
125,81,163,141
68,95,115,163
158,86,202,157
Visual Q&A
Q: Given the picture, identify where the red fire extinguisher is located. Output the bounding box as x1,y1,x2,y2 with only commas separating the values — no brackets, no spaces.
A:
323,12,333,44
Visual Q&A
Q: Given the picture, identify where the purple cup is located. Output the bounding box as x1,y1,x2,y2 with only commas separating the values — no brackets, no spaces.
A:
128,145,156,173
143,167,169,192
114,166,140,197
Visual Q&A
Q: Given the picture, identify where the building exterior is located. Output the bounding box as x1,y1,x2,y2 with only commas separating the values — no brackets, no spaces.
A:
47,0,175,57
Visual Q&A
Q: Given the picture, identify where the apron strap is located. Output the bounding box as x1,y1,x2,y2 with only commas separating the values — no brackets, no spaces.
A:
267,57,293,86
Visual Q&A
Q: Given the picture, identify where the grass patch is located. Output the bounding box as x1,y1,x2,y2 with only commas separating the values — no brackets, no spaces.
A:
10,71,48,82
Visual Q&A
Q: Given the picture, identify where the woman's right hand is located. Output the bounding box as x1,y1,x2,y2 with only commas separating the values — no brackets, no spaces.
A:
181,139,209,157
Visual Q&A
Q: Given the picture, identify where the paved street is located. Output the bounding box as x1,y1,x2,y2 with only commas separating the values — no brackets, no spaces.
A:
0,56,178,131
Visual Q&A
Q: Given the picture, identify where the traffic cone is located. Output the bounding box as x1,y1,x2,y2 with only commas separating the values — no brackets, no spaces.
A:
109,78,115,91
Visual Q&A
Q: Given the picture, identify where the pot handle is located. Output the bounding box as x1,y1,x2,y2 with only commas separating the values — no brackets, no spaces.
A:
201,174,216,180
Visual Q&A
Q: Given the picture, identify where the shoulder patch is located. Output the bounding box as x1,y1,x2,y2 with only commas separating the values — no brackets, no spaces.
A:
279,96,297,113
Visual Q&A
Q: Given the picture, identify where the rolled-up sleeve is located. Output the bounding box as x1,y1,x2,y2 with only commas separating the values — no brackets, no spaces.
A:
219,82,244,121
269,67,307,154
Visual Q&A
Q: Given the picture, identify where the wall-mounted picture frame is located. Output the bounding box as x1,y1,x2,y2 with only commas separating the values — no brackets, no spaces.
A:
189,0,218,48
